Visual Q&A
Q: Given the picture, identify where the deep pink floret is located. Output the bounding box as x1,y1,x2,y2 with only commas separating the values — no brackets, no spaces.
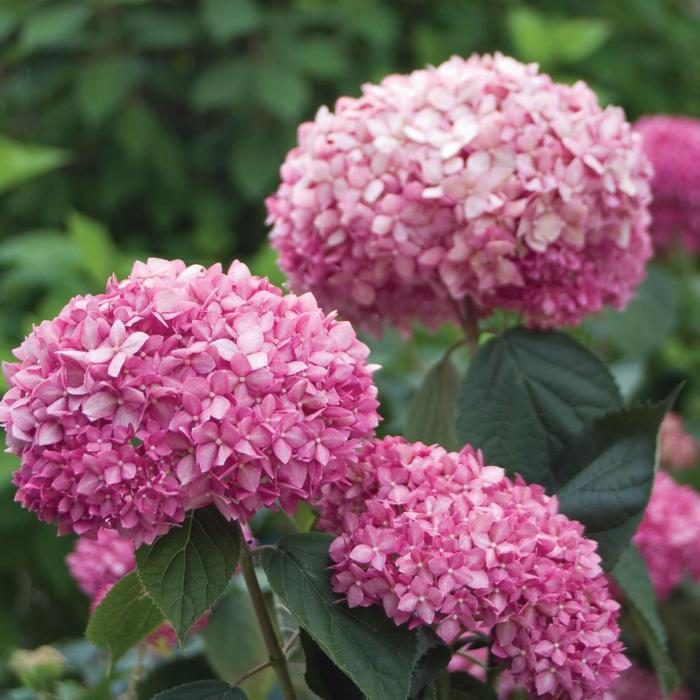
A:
267,53,652,333
319,436,629,699
635,115,700,252
633,471,700,598
0,258,379,545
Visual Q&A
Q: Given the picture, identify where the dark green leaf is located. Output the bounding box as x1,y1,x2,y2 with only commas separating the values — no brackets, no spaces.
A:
456,328,622,483
135,507,242,642
124,9,198,50
405,354,460,450
449,672,498,699
152,680,247,700
301,630,364,700
0,138,68,194
410,628,452,698
228,131,286,200
256,65,309,120
261,533,449,700
554,399,668,568
613,546,679,694
202,584,275,697
19,3,91,52
586,266,679,360
76,58,133,124
200,0,261,42
293,37,349,79
191,59,250,111
86,572,164,662
137,654,217,700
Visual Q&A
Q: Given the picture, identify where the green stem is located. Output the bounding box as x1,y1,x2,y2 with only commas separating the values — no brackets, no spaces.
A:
238,529,298,700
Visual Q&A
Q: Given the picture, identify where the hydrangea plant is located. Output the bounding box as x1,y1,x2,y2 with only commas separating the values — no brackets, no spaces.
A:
0,54,688,700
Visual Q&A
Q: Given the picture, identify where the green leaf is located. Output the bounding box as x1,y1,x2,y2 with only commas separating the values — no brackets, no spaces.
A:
152,680,247,700
200,0,261,42
228,131,286,200
19,3,91,52
202,583,275,697
76,58,133,124
261,533,449,700
0,138,68,195
405,354,460,450
554,400,668,569
301,630,364,700
293,37,349,79
613,546,679,695
137,654,218,700
449,672,498,699
586,266,679,360
86,572,164,662
256,65,310,121
191,59,251,111
124,9,199,50
456,328,622,483
507,8,610,66
67,210,117,285
135,507,242,642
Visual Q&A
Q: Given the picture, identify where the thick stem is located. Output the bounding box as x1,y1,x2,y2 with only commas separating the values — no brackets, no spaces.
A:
461,297,481,356
450,296,481,355
238,532,298,700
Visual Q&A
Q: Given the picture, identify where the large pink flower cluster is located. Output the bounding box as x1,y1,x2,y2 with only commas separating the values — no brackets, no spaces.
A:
0,258,379,545
658,412,698,471
267,53,652,333
635,115,700,252
320,437,628,699
633,472,700,598
605,665,689,700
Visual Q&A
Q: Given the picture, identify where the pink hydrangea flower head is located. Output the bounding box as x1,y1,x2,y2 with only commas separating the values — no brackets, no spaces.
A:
267,53,652,333
635,115,700,252
0,258,379,545
605,664,690,700
320,436,629,699
66,529,209,649
633,471,700,598
658,412,698,471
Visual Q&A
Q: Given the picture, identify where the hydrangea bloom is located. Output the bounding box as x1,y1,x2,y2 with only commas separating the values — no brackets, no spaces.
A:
267,53,652,332
635,115,700,251
659,412,698,471
633,471,700,598
320,437,628,699
0,258,379,545
66,529,207,649
604,665,690,700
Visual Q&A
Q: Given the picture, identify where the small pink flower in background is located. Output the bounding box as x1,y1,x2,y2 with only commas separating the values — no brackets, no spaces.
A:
603,664,690,700
0,258,379,545
658,412,698,471
319,436,628,699
635,115,700,252
633,471,700,598
267,52,652,333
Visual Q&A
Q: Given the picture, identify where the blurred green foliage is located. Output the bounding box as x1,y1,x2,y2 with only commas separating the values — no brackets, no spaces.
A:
1,0,700,697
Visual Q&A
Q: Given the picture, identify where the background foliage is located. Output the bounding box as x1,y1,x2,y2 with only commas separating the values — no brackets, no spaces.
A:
1,0,700,697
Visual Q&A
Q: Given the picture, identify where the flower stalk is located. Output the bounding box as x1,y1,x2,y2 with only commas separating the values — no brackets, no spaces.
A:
238,529,298,700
